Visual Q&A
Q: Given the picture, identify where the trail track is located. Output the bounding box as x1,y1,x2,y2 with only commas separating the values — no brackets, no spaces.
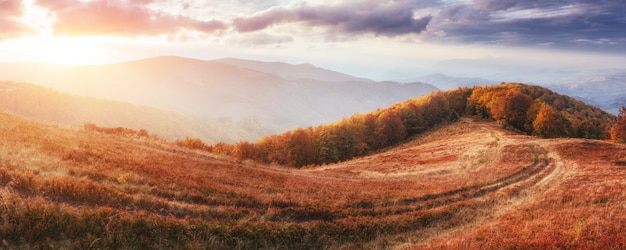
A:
308,120,562,202
302,119,567,246
384,144,553,210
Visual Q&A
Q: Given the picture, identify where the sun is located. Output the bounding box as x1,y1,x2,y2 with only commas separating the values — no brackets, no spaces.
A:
36,36,107,65
0,35,109,65
3,0,106,65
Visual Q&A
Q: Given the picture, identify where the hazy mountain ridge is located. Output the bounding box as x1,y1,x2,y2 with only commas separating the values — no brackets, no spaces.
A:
0,56,438,134
0,81,269,144
406,58,626,115
413,73,499,90
214,57,373,82
545,72,626,114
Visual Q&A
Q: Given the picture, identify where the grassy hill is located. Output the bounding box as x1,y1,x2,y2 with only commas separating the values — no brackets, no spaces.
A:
1,106,625,248
0,81,270,144
213,82,616,168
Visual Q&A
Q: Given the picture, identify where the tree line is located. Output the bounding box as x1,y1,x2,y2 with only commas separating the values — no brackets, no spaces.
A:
467,83,614,139
196,83,618,167
85,83,623,168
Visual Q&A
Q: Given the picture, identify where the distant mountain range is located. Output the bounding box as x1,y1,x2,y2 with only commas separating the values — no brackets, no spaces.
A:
0,56,437,142
215,57,373,83
1,55,623,145
413,73,499,90
408,58,626,115
0,81,269,144
544,72,626,115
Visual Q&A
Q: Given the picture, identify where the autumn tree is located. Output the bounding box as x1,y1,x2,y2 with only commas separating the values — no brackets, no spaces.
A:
445,87,472,115
211,142,235,155
289,127,316,167
229,83,616,168
610,106,626,143
574,118,608,139
254,136,277,163
234,141,258,161
359,113,380,149
525,100,543,133
266,133,291,165
449,111,459,122
485,88,509,122
422,91,451,127
334,119,365,161
532,104,570,138
175,137,210,151
314,126,339,164
467,86,490,118
375,109,406,147
499,88,533,130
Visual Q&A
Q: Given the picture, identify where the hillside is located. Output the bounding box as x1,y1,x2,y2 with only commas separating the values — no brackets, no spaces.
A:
0,81,269,144
546,71,626,115
214,83,615,168
0,57,438,133
1,110,624,249
416,58,626,115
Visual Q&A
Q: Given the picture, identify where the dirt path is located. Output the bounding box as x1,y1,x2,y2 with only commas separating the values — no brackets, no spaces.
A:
381,123,557,212
402,123,566,248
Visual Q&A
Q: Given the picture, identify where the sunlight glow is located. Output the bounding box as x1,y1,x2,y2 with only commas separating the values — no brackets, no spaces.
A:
1,0,104,65
35,37,107,65
20,0,52,32
0,36,109,65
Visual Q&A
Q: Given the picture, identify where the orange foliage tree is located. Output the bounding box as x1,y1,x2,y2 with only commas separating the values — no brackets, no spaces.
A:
610,106,626,143
289,127,316,167
174,137,210,150
532,104,570,138
375,109,407,147
209,83,615,167
314,125,339,164
234,141,258,161
498,89,533,130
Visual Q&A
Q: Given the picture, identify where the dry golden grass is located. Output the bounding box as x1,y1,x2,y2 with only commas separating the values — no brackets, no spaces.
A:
0,113,624,249
416,127,626,249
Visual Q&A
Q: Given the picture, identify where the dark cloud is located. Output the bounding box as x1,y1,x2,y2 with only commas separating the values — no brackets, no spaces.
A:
15,0,625,52
233,1,432,37
426,0,626,51
35,0,227,36
473,0,518,11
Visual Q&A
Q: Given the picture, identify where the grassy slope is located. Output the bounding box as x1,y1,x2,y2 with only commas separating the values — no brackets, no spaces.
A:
0,81,271,144
0,113,625,248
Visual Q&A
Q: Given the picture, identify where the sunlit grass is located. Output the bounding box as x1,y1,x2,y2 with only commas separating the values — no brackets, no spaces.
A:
0,111,625,248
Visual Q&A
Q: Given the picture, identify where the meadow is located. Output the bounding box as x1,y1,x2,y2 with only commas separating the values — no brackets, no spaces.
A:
1,111,624,248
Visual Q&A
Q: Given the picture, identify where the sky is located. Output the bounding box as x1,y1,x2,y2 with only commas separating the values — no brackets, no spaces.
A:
1,0,625,80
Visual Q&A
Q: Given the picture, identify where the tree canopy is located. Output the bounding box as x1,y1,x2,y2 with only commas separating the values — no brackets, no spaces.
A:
611,106,626,143
207,83,616,167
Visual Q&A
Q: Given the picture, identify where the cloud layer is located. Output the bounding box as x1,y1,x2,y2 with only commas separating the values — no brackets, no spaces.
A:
1,0,623,52
233,1,432,37
427,0,626,51
35,0,226,36
0,0,35,39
